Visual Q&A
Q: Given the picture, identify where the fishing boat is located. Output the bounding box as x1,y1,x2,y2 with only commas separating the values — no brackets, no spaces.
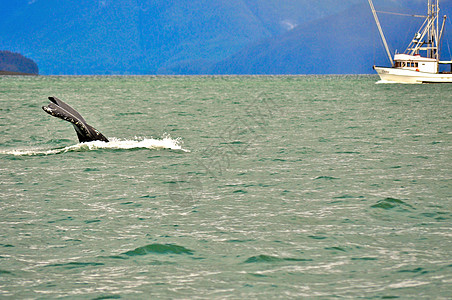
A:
368,0,452,83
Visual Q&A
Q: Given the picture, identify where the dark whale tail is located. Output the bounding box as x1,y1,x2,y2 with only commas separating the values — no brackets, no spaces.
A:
42,97,109,143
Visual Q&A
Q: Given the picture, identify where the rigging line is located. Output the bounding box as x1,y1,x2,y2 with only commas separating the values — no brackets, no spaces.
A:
368,0,394,66
376,11,427,18
445,30,452,59
447,18,452,59
372,21,377,66
447,41,452,59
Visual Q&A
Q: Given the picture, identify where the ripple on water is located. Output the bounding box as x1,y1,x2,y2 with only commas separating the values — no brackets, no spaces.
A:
122,243,194,256
44,262,105,270
244,255,312,263
371,198,414,211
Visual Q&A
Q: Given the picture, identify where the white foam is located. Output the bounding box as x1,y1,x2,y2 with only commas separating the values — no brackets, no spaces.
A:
1,135,189,156
376,79,420,85
376,80,396,84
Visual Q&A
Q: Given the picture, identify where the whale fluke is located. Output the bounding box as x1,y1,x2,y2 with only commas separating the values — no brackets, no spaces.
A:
42,97,109,143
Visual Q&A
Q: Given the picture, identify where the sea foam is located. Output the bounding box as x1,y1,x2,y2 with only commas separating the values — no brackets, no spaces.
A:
2,135,188,156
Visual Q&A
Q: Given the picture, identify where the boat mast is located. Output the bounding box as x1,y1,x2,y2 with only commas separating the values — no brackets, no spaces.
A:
434,0,439,60
427,0,439,59
438,14,447,58
405,0,442,61
368,0,394,66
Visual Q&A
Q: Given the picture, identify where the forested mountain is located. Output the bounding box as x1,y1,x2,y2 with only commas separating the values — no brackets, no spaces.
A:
0,51,39,74
211,3,413,74
0,0,449,75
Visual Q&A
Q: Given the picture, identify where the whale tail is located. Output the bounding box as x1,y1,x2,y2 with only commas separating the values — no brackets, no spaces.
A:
42,97,109,143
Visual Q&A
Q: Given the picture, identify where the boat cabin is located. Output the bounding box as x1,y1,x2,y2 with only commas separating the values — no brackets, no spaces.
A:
393,54,438,73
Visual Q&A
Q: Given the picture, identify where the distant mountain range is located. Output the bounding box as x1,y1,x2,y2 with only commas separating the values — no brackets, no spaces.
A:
1,0,450,75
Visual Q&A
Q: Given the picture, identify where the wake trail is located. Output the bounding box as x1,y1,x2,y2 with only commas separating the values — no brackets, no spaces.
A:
1,136,189,156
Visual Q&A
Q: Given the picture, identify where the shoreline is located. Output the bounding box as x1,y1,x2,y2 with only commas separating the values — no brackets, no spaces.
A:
0,70,38,76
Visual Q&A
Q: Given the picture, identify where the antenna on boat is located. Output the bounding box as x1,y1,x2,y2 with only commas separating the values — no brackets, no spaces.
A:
368,0,394,66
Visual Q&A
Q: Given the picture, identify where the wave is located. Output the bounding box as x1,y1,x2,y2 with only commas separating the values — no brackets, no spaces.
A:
123,243,194,256
244,254,311,264
371,197,414,211
1,135,189,156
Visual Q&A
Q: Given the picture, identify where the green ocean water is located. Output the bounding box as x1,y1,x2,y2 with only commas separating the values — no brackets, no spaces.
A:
0,75,451,299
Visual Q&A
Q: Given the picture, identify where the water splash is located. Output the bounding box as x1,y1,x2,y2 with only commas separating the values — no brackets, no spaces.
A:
1,135,189,156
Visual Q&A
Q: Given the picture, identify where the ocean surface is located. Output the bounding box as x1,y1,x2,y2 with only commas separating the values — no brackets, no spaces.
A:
0,75,451,299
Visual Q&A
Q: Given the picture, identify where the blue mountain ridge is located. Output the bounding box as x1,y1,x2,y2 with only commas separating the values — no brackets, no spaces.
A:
0,0,449,75
211,1,452,74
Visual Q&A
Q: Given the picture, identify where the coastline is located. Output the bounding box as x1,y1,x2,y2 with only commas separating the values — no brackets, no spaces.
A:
0,70,38,76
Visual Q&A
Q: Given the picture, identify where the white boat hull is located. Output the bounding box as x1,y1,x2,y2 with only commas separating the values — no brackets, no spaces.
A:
374,66,452,83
